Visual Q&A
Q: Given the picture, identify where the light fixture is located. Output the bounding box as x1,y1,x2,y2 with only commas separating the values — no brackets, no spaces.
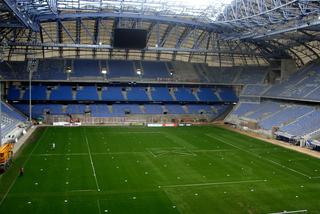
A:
101,68,107,74
65,66,72,73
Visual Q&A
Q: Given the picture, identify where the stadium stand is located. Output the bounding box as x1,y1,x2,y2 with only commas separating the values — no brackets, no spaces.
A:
240,84,271,97
127,87,149,101
0,60,269,85
262,62,320,102
50,86,73,101
71,60,102,79
76,86,99,100
108,60,136,78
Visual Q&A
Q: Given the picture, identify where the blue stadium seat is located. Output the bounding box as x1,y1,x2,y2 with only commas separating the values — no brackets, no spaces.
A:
76,86,99,100
50,86,73,100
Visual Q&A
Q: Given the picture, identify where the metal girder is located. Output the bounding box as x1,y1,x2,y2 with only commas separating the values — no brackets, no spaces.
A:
0,22,24,28
217,0,320,40
2,0,40,31
39,12,220,32
3,41,272,56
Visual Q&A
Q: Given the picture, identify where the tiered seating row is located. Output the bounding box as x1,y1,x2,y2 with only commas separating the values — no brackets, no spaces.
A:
226,101,320,138
0,59,269,84
7,85,237,102
14,104,229,118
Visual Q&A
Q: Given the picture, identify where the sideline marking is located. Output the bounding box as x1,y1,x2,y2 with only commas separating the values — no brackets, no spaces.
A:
83,127,101,192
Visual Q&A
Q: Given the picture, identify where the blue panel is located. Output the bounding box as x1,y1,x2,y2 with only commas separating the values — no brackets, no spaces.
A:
7,86,21,100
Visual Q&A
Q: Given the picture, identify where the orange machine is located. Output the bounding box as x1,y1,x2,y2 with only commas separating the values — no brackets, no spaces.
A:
0,142,14,171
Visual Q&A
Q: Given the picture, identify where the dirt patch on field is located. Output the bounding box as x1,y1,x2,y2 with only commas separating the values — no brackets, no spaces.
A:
214,121,320,160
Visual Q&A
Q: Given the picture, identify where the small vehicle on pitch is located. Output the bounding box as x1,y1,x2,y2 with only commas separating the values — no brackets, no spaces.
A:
0,140,14,172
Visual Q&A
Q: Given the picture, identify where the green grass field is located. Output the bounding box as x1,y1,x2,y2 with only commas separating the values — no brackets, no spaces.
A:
1,126,320,213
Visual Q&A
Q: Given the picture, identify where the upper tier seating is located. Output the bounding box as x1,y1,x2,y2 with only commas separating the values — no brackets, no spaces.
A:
141,61,171,79
0,60,269,84
263,63,320,102
234,68,268,84
34,60,67,80
71,60,102,78
241,84,271,97
108,60,136,78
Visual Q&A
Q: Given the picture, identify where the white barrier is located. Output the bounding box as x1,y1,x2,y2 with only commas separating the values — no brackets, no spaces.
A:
53,122,82,126
147,123,178,127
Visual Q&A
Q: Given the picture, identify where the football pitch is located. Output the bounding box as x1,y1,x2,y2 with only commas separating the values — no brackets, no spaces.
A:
1,126,320,213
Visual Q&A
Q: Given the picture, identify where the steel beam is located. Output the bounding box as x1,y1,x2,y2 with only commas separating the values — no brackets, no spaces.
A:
3,0,40,31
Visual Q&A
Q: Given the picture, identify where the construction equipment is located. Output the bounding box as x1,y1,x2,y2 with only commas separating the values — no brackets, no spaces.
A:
0,141,14,171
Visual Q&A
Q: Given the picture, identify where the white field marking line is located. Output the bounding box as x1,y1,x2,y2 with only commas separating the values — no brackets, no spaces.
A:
0,127,49,207
83,127,101,191
110,132,161,134
97,199,102,214
268,209,308,214
193,149,234,153
32,153,88,156
206,134,311,179
68,189,96,193
162,179,266,188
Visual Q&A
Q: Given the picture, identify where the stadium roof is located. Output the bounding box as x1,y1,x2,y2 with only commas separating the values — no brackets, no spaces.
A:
0,0,320,67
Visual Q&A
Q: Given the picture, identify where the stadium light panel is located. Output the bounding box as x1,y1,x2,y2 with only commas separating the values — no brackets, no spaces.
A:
101,68,107,74
65,66,72,73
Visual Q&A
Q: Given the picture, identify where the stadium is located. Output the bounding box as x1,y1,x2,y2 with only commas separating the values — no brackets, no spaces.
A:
0,0,320,213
